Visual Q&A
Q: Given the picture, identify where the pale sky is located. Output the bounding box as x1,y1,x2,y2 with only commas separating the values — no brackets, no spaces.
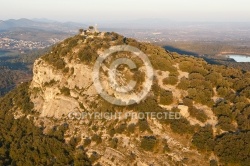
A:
1,0,250,22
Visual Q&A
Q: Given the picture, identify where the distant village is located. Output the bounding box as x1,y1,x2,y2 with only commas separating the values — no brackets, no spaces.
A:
0,37,60,51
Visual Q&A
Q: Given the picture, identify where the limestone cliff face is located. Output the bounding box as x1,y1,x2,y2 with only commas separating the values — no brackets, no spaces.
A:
29,32,141,118
30,57,97,118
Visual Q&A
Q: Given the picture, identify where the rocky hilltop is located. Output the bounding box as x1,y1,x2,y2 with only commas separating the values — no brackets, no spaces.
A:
0,30,249,165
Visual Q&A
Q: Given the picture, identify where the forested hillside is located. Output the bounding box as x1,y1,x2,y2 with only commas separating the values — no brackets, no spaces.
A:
0,31,249,165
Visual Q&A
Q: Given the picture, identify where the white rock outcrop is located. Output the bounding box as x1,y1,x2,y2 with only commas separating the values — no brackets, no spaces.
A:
30,58,98,118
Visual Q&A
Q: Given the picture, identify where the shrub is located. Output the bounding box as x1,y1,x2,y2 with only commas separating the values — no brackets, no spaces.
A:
116,123,127,134
210,160,218,166
108,128,116,137
177,77,190,90
192,125,214,151
217,116,235,131
162,140,170,152
141,136,157,151
92,134,102,144
44,79,57,87
63,67,69,73
170,118,194,134
60,87,70,96
78,48,92,62
89,151,100,163
159,90,173,105
127,123,136,133
60,47,70,56
187,88,214,107
163,76,178,85
138,119,151,132
68,38,79,48
189,107,208,123
182,97,193,107
84,137,91,146
189,73,204,80
217,87,231,97
91,125,98,132
55,59,65,69
109,137,118,149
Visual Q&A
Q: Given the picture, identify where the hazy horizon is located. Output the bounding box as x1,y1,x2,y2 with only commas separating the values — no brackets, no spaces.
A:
1,0,250,24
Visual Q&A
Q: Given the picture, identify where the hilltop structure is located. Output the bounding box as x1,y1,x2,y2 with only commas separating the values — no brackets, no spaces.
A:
80,25,99,36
